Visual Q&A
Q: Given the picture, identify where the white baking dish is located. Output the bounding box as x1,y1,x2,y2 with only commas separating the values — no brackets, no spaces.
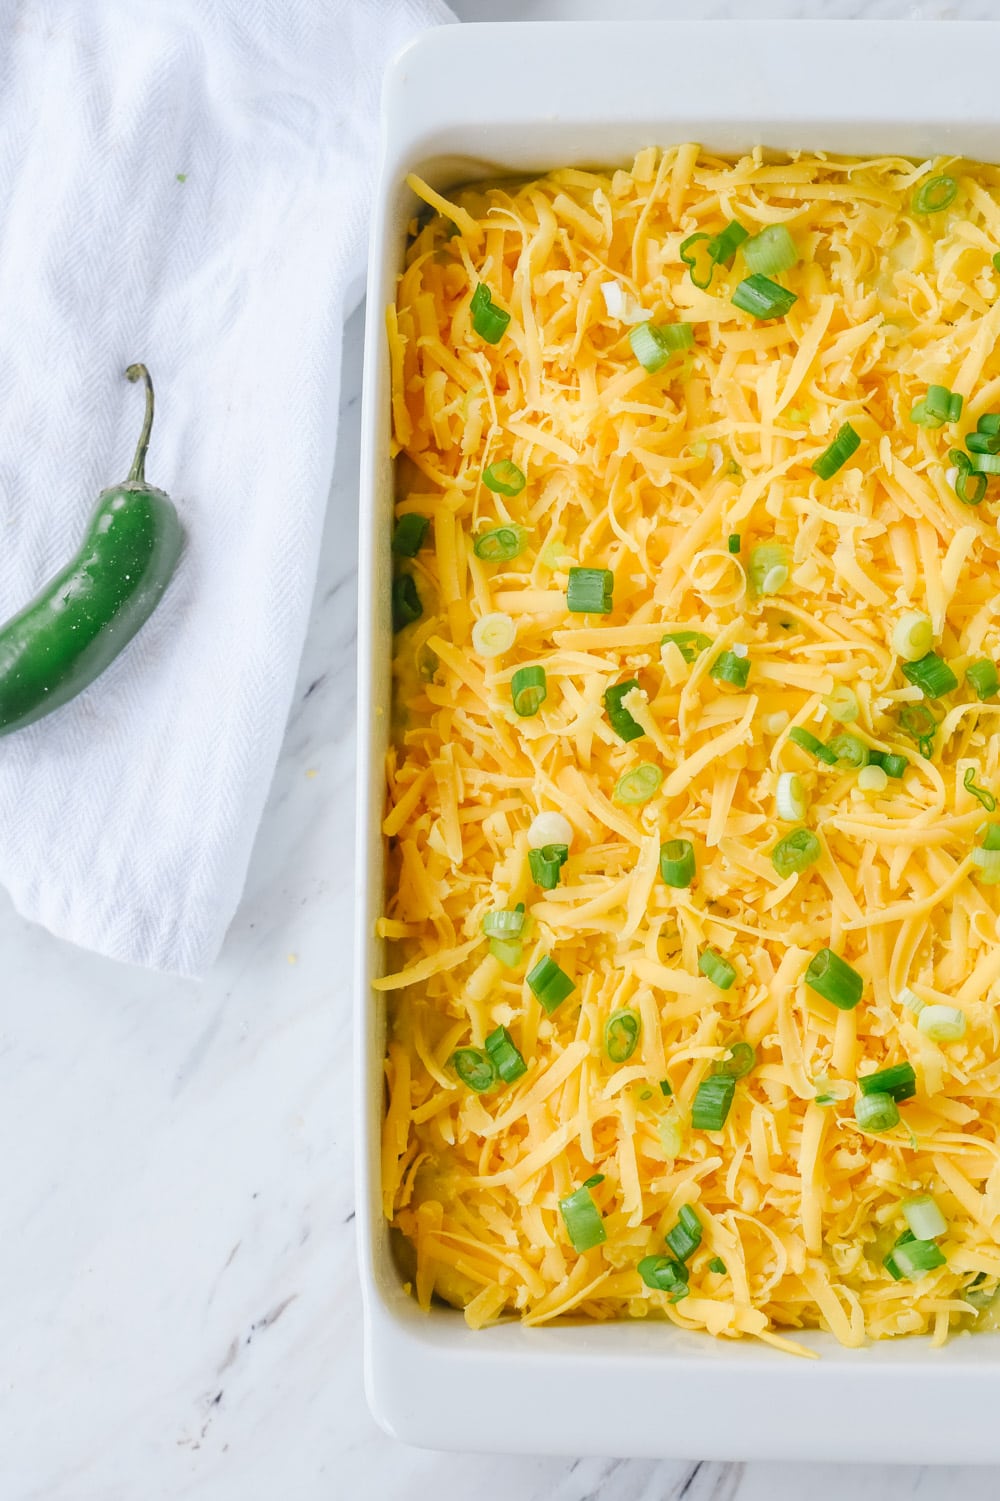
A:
355,19,1000,1460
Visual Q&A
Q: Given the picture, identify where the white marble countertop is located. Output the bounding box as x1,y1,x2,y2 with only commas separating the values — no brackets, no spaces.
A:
7,3,1000,1497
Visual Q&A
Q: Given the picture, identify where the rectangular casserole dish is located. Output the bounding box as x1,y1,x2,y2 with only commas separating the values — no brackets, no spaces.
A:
355,19,1000,1460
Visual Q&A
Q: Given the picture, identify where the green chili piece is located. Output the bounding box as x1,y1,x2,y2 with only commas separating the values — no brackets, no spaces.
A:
0,365,184,736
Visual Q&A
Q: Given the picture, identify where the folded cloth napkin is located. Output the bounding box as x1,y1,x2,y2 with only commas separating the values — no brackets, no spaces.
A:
0,0,453,975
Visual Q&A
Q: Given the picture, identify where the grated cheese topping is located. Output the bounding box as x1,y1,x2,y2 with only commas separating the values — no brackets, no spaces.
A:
378,146,1000,1352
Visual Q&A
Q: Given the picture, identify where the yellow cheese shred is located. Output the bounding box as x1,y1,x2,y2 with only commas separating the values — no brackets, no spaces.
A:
381,147,1000,1352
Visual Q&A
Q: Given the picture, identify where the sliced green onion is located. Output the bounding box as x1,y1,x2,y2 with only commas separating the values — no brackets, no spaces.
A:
964,766,996,812
484,1025,528,1084
391,513,430,557
659,323,695,352
805,948,864,1011
678,1202,702,1235
489,936,523,968
709,650,750,689
855,1091,900,1133
566,566,614,615
970,451,1000,475
419,645,441,686
956,471,989,506
978,413,1000,435
601,280,646,322
659,1078,673,1097
630,321,670,373
482,905,526,939
582,1174,605,1190
912,175,957,215
893,1236,947,1279
918,1004,967,1043
605,1007,641,1064
526,955,575,1013
698,947,737,990
860,1062,917,1103
901,651,958,698
528,811,573,850
822,685,859,723
471,611,516,658
662,630,712,664
691,1074,736,1131
666,1204,703,1262
711,219,749,266
858,764,888,793
658,1116,684,1157
679,231,715,289
613,763,663,805
713,1041,756,1080
511,665,547,717
892,611,934,663
727,532,741,554
902,1195,947,1241
470,282,511,343
966,659,999,700
482,459,526,496
559,1185,606,1252
910,400,944,430
788,726,839,765
966,430,1000,455
972,847,1000,883
708,1257,728,1275
828,733,869,769
450,1047,497,1093
976,824,1000,883
899,986,925,1016
660,838,695,888
776,771,807,821
680,221,748,290
603,679,645,742
881,753,908,779
742,224,798,277
914,389,963,426
994,252,1000,273
528,843,569,891
949,449,988,506
899,702,938,749
391,574,422,631
748,542,790,596
638,1254,688,1297
811,422,860,480
629,320,694,372
474,525,527,563
964,1272,998,1311
732,273,797,320
771,827,821,879
924,384,954,422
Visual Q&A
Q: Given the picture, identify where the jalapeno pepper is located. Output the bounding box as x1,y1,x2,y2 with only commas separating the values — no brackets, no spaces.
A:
0,364,183,736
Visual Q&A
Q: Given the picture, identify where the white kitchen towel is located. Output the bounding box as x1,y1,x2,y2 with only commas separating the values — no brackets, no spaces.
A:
0,0,453,975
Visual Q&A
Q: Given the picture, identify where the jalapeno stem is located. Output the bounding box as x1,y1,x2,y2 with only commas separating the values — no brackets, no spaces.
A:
125,363,155,483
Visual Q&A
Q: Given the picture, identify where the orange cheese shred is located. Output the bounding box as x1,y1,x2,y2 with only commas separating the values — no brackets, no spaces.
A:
382,147,1000,1352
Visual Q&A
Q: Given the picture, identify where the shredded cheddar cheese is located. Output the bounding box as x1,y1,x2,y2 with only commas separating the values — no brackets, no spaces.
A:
379,147,1000,1351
